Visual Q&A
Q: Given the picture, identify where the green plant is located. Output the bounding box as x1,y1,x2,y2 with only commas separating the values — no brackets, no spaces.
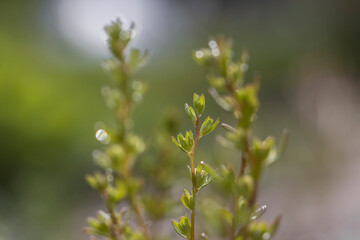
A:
171,94,219,240
193,36,288,240
84,19,287,240
84,19,150,240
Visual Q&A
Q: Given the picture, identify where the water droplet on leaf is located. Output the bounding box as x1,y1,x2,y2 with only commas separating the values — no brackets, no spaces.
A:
263,232,271,240
130,29,136,39
132,81,142,91
240,63,248,72
211,48,220,57
132,92,143,103
95,129,109,143
195,50,204,59
208,40,217,49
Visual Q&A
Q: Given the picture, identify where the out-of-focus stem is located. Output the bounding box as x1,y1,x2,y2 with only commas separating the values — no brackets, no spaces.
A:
103,191,121,240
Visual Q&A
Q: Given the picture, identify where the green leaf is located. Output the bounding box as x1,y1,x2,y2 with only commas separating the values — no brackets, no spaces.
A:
172,132,194,153
177,133,192,152
200,161,220,180
86,217,109,237
85,175,98,189
129,48,140,68
216,165,238,194
86,210,112,237
186,131,194,149
193,93,205,115
104,19,132,60
252,137,275,162
236,84,259,129
208,87,232,111
226,129,246,151
128,48,149,70
172,136,187,153
195,164,214,190
126,178,142,196
264,129,289,166
200,117,219,136
235,198,251,224
185,104,197,124
181,189,194,210
208,75,227,91
221,123,237,133
171,215,191,239
250,204,267,221
220,208,233,226
193,93,200,109
236,175,254,199
106,181,127,204
96,210,112,225
248,221,272,240
178,133,188,150
86,172,107,191
250,137,275,180
102,59,126,84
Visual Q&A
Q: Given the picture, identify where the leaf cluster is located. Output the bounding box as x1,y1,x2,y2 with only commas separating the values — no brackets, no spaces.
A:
191,36,288,240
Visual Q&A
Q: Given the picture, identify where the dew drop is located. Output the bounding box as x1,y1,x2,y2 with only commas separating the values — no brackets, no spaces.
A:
101,86,111,96
240,63,249,72
211,48,220,57
200,161,204,165
130,29,137,39
132,81,142,91
106,168,114,182
263,232,271,240
95,129,108,142
132,92,143,103
208,40,217,49
195,50,204,59
92,149,102,159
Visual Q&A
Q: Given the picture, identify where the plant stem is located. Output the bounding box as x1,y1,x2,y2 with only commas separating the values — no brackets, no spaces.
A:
227,76,252,240
229,194,237,240
103,191,121,240
123,158,151,240
229,133,249,240
189,117,201,240
226,78,251,240
130,194,151,240
116,85,151,240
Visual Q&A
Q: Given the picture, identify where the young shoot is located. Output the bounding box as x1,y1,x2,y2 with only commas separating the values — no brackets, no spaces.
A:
193,36,288,240
171,93,219,240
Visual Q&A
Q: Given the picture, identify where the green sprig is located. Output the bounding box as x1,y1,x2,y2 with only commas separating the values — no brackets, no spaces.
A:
193,36,288,240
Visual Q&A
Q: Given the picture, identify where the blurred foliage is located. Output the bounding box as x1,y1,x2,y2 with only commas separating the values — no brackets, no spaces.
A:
192,36,287,239
84,19,151,240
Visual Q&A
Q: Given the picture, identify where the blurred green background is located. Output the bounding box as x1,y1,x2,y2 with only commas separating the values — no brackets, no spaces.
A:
1,0,360,239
